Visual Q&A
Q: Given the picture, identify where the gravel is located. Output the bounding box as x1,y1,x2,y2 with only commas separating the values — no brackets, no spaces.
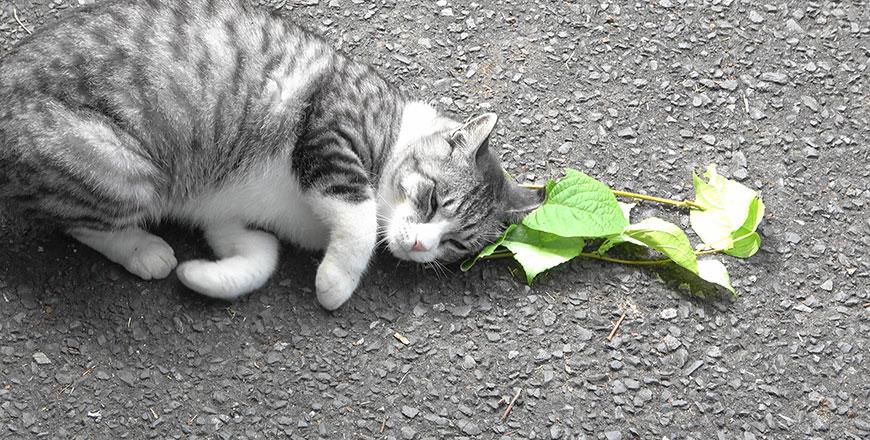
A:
2,0,869,439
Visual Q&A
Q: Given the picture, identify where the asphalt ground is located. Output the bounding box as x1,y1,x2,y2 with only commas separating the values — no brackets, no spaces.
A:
1,0,868,439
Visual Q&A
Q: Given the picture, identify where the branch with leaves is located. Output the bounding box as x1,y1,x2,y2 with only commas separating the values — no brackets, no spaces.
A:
462,165,766,295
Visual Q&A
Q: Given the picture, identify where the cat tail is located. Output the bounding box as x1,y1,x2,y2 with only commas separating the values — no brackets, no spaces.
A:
176,225,280,300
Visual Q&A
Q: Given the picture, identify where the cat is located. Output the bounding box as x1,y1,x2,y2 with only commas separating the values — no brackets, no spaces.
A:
0,0,544,310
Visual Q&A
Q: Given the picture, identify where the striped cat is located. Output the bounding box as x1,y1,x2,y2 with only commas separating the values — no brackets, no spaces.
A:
0,0,543,310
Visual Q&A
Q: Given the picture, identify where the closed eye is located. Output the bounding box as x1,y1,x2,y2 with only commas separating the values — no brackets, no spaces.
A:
441,238,469,252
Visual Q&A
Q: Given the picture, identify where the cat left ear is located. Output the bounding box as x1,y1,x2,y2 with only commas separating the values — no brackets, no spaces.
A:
502,183,545,223
451,113,498,160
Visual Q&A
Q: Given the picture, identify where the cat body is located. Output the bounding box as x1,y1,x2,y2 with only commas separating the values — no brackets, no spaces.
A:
0,0,543,309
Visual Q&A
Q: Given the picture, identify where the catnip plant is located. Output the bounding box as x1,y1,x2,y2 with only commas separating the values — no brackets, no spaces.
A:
462,165,765,295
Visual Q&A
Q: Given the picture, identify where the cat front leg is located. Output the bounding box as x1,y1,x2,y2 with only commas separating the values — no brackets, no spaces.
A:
306,196,378,310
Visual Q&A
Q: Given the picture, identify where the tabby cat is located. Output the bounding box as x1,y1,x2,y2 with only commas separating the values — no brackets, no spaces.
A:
0,0,543,310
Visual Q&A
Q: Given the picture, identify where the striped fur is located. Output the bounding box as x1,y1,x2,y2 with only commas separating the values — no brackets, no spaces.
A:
0,0,543,309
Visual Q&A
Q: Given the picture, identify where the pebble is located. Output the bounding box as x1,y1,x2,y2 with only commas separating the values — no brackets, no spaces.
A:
401,406,419,419
760,72,788,84
748,11,764,23
604,431,622,440
801,96,820,112
462,422,482,436
660,308,678,320
617,127,636,138
401,426,416,439
785,19,804,34
611,380,627,394
819,279,833,291
461,355,476,370
556,142,573,154
32,352,51,365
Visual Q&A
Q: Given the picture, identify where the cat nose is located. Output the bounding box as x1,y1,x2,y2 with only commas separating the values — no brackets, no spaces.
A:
411,240,427,252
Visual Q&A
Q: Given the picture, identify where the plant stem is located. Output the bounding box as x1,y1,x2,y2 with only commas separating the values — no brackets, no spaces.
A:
483,248,723,266
518,184,704,211
610,190,705,211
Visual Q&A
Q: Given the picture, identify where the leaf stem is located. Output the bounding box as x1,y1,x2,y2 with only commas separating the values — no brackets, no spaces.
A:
518,184,704,211
483,248,723,266
610,190,705,211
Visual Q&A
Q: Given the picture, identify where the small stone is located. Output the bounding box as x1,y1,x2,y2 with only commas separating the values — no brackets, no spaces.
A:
543,369,555,384
801,96,819,112
760,72,788,84
605,431,622,440
461,355,477,370
784,232,801,244
721,79,739,91
617,127,636,138
701,134,716,145
577,328,593,341
636,388,653,402
439,8,453,17
542,310,557,326
401,426,417,440
611,380,627,394
679,129,694,138
748,11,764,23
684,360,704,376
550,425,563,439
805,146,819,158
662,334,681,352
401,406,419,419
462,422,482,436
450,305,472,318
785,19,804,34
660,308,678,320
556,142,573,154
659,0,673,7
32,352,51,365
749,108,767,120
820,279,833,291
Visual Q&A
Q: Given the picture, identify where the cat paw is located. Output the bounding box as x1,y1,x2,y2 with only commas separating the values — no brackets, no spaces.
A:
125,236,177,280
315,261,358,311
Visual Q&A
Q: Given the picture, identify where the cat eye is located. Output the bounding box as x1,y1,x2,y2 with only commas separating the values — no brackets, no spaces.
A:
441,238,468,251
427,185,439,216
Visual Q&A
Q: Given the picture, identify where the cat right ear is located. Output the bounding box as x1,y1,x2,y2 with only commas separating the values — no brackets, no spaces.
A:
502,183,545,223
450,113,498,160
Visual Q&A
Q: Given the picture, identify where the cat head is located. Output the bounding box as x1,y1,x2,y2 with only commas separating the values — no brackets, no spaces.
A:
379,112,544,264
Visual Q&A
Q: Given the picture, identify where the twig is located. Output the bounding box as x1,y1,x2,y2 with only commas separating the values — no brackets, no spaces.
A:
379,417,386,433
13,8,32,35
501,388,522,422
611,189,705,211
519,184,704,211
863,302,870,309
607,311,627,341
483,249,720,266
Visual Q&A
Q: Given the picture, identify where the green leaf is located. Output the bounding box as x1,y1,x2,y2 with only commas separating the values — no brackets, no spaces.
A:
523,169,628,238
622,218,698,273
500,225,585,284
460,225,514,271
690,164,764,252
696,259,735,294
725,197,765,258
595,203,637,254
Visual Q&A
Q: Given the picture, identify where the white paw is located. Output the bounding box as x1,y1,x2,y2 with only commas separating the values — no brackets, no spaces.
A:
124,236,177,280
176,259,262,300
315,260,358,311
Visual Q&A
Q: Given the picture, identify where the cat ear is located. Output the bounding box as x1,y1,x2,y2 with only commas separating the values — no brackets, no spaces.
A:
450,113,498,160
502,183,545,223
